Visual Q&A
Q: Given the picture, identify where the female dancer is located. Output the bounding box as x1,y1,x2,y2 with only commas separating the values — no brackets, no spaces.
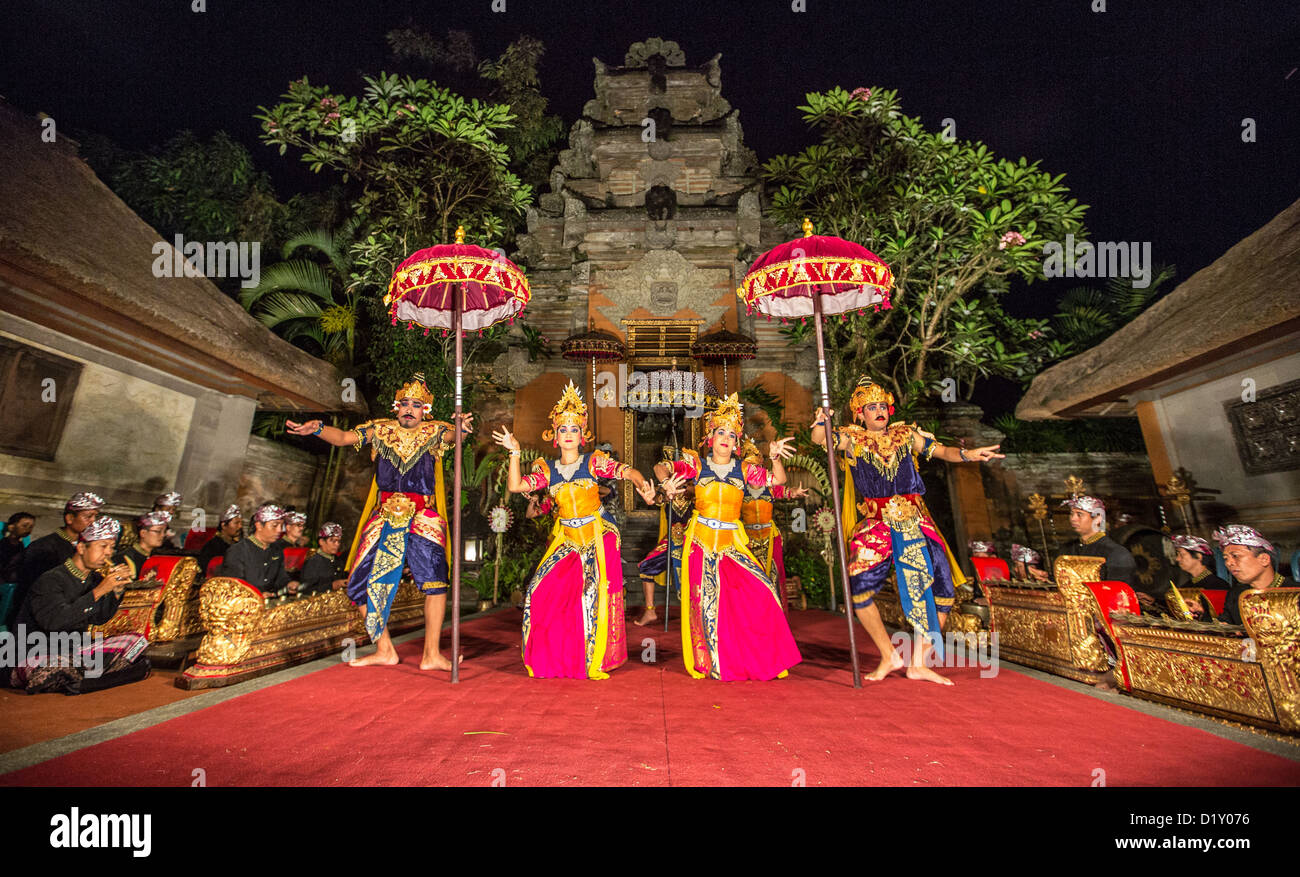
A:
659,394,802,681
739,438,808,610
493,382,657,679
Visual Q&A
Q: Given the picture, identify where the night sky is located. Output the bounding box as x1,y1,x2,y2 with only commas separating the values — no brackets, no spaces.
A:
3,0,1298,399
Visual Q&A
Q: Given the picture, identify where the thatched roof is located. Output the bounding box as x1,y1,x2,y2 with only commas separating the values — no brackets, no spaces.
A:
0,100,363,413
1018,197,1300,419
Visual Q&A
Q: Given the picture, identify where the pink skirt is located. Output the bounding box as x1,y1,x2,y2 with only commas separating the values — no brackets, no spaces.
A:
522,530,627,679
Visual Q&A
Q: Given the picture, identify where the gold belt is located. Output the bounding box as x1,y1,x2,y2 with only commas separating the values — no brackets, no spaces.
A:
380,493,419,528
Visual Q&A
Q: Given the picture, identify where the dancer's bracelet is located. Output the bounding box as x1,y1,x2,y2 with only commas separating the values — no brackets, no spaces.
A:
311,422,323,436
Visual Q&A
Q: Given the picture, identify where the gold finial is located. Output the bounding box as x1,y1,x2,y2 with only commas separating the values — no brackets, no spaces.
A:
1027,493,1047,520
736,286,744,299
1164,474,1191,508
801,217,814,237
1064,475,1086,497
454,225,466,244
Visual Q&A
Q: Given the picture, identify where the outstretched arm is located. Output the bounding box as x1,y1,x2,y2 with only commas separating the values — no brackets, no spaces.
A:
286,419,359,447
919,431,1005,464
809,409,851,451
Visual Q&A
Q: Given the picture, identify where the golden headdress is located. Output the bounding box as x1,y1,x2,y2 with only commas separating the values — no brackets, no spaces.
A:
849,375,895,416
393,372,435,419
740,437,762,463
542,381,592,444
705,393,745,437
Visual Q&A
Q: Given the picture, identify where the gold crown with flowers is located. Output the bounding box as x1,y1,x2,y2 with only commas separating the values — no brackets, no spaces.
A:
542,381,592,444
706,393,745,437
849,375,895,415
393,373,435,414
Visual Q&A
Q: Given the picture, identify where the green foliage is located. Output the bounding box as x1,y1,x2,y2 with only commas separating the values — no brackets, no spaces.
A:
519,322,552,362
763,86,1089,405
783,454,830,500
992,415,1147,453
738,384,787,435
240,217,364,367
783,533,832,609
478,36,567,193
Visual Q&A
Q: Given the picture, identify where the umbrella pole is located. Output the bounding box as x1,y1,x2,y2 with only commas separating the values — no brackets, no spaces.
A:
451,281,464,684
811,293,862,688
664,406,675,631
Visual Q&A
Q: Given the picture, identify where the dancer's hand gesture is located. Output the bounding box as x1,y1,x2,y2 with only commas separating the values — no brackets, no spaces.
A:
492,426,520,452
636,479,657,506
660,473,686,499
787,486,810,499
768,436,795,460
286,419,322,436
810,407,835,429
456,412,475,434
968,444,1004,462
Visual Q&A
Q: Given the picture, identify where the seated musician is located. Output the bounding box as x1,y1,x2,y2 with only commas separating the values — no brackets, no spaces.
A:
196,505,243,574
281,511,310,548
1215,524,1295,626
1,511,35,583
113,510,171,586
150,491,185,554
968,540,996,558
1060,495,1142,595
15,517,132,635
216,503,299,596
291,523,348,596
1012,543,1047,581
10,492,103,630
1171,534,1227,620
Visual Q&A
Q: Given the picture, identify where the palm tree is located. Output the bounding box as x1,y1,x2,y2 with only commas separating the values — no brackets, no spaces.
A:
240,217,363,367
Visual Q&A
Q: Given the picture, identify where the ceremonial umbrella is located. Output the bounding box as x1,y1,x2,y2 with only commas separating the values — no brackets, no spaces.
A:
624,366,719,629
560,322,626,442
385,226,531,683
740,218,894,688
691,327,756,394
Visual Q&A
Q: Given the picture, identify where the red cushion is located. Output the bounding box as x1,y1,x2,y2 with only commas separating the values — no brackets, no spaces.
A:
184,528,217,551
283,547,309,572
971,556,1010,583
1200,588,1228,615
205,557,224,578
1086,580,1140,691
140,555,184,581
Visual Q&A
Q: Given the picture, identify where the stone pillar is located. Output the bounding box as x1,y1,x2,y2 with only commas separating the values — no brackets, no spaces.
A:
174,391,256,519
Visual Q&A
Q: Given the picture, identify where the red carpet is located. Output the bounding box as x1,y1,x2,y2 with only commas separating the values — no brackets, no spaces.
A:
4,609,1298,786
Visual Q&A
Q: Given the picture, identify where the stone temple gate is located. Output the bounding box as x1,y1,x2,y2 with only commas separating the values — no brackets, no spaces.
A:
507,38,818,514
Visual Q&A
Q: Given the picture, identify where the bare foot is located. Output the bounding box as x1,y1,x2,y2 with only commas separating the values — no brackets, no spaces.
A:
633,609,658,626
905,665,955,686
863,651,905,682
350,650,400,667
419,653,465,671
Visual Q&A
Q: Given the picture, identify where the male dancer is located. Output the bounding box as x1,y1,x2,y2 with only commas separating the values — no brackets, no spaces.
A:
813,377,1003,685
287,373,471,670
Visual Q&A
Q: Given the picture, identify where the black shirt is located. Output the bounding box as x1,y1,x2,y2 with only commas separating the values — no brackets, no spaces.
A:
217,536,291,594
0,537,26,582
1061,532,1139,591
11,531,78,627
112,545,166,588
298,551,346,595
196,532,238,575
16,560,123,634
1219,575,1296,626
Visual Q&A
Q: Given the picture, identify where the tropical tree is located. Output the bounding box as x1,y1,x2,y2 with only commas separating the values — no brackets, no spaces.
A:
763,86,1089,405
239,217,364,368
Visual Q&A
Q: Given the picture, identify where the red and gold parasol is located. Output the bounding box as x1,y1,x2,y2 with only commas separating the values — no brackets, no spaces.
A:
560,322,626,442
690,327,755,394
385,226,531,683
740,218,894,688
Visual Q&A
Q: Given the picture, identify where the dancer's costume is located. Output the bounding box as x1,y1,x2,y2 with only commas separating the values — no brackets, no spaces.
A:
637,451,691,594
835,378,966,658
740,439,789,602
666,395,801,680
518,383,630,679
343,375,455,641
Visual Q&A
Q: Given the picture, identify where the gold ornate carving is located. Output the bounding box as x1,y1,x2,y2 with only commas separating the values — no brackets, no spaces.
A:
152,558,201,641
194,577,266,666
1051,555,1112,673
89,583,166,639
1240,588,1300,731
1063,475,1086,497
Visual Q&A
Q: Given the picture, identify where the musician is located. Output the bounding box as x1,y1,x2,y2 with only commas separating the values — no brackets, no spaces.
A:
282,511,310,548
292,523,349,596
1056,496,1141,595
1215,525,1295,627
196,505,243,573
150,491,185,554
113,510,170,585
1011,543,1046,581
10,492,103,629
1171,534,1227,620
15,516,132,635
216,503,299,596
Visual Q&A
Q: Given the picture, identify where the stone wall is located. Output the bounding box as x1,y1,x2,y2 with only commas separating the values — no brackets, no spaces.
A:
236,436,319,520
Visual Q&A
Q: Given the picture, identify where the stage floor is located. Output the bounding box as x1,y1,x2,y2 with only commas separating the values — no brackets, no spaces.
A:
3,608,1298,787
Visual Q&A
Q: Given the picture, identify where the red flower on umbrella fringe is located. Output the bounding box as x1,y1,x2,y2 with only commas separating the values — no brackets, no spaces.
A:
385,239,530,334
739,232,893,320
